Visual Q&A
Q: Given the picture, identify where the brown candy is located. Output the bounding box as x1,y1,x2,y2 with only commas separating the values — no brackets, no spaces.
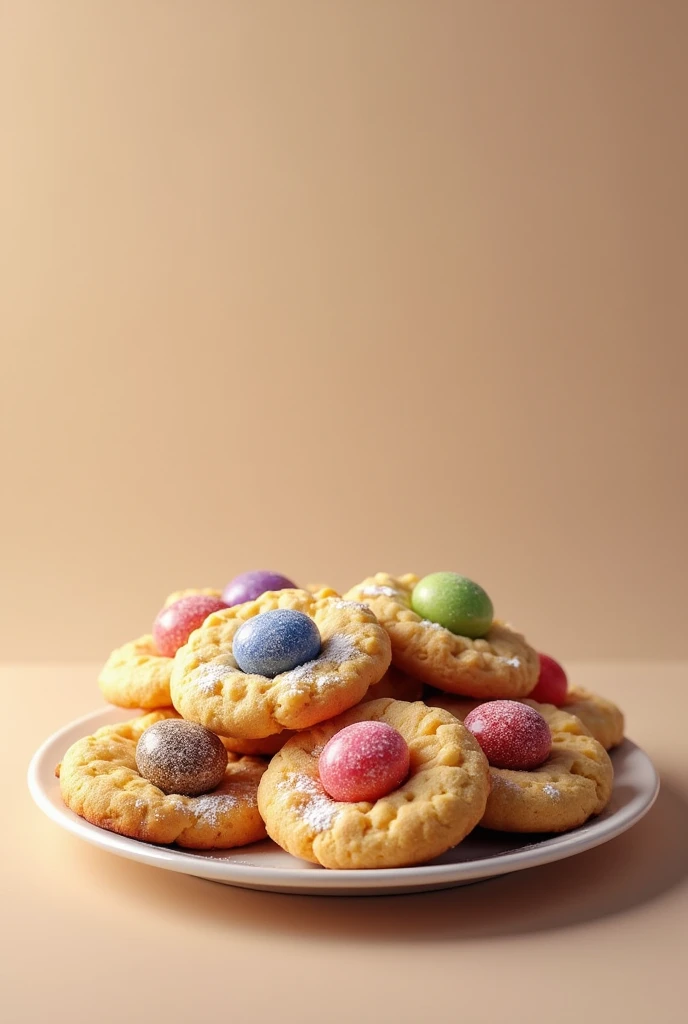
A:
135,719,228,796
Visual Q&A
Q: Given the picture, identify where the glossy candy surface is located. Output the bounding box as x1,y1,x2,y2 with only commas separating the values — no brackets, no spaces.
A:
530,653,569,706
464,700,551,770
411,572,493,638
318,721,411,802
232,608,321,678
222,570,296,607
153,595,228,658
135,719,228,796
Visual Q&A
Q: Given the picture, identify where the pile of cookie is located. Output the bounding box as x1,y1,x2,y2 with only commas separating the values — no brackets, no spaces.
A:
57,570,624,870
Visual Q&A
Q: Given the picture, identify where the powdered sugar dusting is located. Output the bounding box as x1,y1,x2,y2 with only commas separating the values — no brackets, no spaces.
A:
493,774,522,793
278,773,338,832
279,633,361,693
333,599,369,613
190,792,238,827
360,586,398,598
193,655,236,694
502,656,521,668
421,619,444,631
543,783,560,800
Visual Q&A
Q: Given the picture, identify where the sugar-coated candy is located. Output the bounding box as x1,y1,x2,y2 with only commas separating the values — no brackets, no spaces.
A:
222,570,296,607
530,653,568,706
135,719,228,796
233,608,321,678
411,572,493,638
153,594,228,658
464,700,551,770
318,721,410,802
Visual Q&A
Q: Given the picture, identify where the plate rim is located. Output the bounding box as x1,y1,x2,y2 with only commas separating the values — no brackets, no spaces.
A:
28,706,660,893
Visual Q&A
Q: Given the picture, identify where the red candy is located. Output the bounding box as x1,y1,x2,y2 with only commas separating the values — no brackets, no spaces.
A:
530,653,568,706
464,700,551,770
318,722,410,803
153,595,228,658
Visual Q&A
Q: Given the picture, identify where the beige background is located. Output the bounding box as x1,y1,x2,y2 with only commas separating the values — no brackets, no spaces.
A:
2,0,687,665
3,7,688,1021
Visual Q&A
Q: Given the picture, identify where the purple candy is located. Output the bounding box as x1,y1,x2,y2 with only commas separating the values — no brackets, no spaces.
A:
222,569,296,607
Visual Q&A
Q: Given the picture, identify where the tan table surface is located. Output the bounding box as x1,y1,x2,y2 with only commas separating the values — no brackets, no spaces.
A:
4,662,687,1024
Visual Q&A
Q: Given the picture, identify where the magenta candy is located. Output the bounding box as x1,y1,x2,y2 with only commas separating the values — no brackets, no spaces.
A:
464,700,551,770
318,721,410,803
530,653,568,706
153,594,228,658
222,570,296,607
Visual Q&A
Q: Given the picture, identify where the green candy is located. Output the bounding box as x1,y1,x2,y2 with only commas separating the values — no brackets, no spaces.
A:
411,573,493,638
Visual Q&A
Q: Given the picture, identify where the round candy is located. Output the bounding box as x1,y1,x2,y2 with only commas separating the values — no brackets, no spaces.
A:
233,608,321,678
318,721,410,803
464,700,551,770
411,572,493,638
222,570,296,607
153,594,228,658
530,653,568,706
135,719,228,796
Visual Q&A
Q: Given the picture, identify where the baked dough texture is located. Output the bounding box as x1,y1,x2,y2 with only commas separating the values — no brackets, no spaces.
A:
98,636,173,710
345,573,539,699
364,664,424,703
426,694,614,832
562,685,624,750
170,589,391,739
257,697,491,869
57,710,267,849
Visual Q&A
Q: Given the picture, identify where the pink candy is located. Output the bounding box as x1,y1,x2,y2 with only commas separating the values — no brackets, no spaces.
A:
464,700,551,770
530,653,569,706
153,595,228,658
318,721,410,803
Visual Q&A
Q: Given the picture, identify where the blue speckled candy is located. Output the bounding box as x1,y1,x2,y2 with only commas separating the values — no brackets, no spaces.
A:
233,609,321,678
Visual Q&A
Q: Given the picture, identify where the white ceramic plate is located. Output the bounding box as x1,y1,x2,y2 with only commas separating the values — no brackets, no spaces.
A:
28,706,659,896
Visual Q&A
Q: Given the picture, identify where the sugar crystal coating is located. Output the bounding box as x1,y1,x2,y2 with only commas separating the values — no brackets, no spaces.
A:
233,608,322,678
530,653,568,705
135,719,228,796
153,594,228,658
410,572,493,638
318,721,410,803
222,570,296,607
464,700,551,770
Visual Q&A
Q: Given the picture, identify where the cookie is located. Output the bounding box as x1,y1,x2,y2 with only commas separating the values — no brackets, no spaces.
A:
426,694,614,832
98,635,173,710
98,589,225,709
257,697,491,869
562,685,625,750
56,710,267,850
364,664,424,703
170,589,392,739
425,682,625,751
220,732,293,757
345,573,539,699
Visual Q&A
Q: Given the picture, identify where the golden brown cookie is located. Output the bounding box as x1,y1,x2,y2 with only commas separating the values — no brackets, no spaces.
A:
220,732,292,757
364,664,424,703
425,682,625,751
425,694,613,832
257,698,491,869
98,636,173,710
562,685,625,750
345,573,539,699
170,589,392,739
57,710,267,850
